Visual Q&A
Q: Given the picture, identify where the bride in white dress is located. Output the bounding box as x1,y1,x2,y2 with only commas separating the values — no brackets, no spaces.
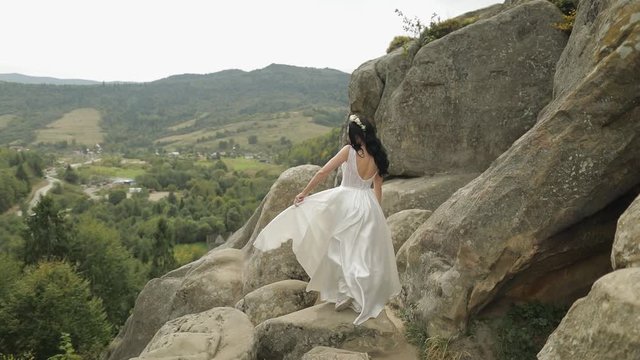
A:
253,114,401,325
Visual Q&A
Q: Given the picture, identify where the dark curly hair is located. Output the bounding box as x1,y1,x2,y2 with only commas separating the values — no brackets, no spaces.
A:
347,114,390,176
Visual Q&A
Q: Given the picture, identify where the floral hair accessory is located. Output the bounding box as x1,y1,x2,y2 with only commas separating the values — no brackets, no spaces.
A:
349,114,366,131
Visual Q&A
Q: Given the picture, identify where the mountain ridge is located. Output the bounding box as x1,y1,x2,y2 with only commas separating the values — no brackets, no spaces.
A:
0,64,349,85
0,73,102,85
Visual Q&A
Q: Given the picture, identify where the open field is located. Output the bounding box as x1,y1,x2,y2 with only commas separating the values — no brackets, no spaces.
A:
156,112,333,151
195,157,285,176
221,158,285,176
0,115,16,130
34,108,105,145
76,164,147,180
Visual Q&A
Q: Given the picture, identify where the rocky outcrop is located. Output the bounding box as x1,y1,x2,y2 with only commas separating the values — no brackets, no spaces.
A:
351,0,567,176
381,174,478,215
302,347,370,360
107,273,184,360
242,165,334,293
235,279,318,325
538,268,640,360
612,194,640,269
396,0,640,337
132,307,256,360
255,303,402,360
107,249,244,360
387,209,432,253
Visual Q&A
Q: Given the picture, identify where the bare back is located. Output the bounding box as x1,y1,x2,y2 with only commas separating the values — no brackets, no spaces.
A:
354,147,378,180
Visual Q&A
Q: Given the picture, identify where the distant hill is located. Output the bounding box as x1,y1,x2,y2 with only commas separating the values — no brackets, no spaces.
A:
0,64,350,151
0,73,101,85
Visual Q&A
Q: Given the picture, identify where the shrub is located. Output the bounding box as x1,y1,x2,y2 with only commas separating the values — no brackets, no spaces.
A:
553,10,576,34
107,189,127,205
549,0,577,34
0,261,111,359
397,304,469,360
495,302,568,360
420,16,478,45
387,35,414,53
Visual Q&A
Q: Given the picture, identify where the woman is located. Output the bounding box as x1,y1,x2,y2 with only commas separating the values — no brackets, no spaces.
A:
253,114,401,325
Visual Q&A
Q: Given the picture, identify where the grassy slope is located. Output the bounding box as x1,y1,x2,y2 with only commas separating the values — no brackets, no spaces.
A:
157,111,333,151
0,115,15,130
34,108,105,145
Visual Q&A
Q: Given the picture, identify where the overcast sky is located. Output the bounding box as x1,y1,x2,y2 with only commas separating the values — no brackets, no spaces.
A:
1,0,500,82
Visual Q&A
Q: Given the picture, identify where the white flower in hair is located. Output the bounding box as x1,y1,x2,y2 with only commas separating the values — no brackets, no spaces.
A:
349,114,366,131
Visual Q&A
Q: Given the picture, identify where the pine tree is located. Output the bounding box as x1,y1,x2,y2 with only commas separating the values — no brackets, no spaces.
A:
22,196,72,265
63,164,79,184
149,218,177,278
15,163,29,185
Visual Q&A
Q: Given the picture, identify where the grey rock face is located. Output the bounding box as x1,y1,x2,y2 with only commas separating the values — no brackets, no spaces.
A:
538,268,640,360
386,209,433,253
107,249,244,360
255,303,401,360
351,0,567,177
132,307,257,360
396,0,640,337
302,346,370,360
381,174,479,216
235,279,318,325
612,193,640,269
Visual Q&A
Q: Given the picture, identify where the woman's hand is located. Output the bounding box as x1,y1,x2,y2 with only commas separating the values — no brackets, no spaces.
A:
293,192,307,206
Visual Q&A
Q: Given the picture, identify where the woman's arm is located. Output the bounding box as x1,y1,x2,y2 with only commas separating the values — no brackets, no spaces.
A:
294,145,350,205
373,173,383,205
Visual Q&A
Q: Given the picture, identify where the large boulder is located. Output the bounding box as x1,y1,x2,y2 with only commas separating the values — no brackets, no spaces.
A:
106,273,184,360
351,0,567,176
255,303,402,360
243,165,334,293
387,209,433,253
235,279,318,325
396,0,640,337
538,268,640,360
612,193,640,269
381,174,478,216
107,249,245,360
132,307,257,360
349,59,385,120
350,2,505,125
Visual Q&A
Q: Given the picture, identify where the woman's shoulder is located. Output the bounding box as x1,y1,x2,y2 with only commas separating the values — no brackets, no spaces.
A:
338,145,352,157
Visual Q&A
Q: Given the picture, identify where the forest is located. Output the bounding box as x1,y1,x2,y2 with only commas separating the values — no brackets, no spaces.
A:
0,118,343,359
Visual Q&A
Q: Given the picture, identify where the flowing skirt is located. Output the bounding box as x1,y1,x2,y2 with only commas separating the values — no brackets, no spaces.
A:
254,185,401,325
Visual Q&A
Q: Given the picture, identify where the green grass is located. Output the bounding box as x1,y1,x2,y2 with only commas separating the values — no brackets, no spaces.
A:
174,242,208,266
34,108,105,146
76,165,147,180
397,304,472,360
167,112,209,131
221,158,285,175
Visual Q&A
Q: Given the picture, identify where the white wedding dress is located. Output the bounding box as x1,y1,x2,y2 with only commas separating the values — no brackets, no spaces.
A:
253,147,401,325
